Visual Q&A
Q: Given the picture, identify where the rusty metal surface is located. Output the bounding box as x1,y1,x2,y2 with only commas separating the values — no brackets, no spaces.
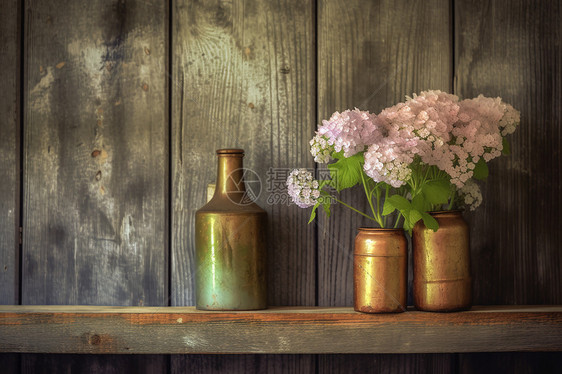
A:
195,149,267,310
413,211,472,312
354,228,407,313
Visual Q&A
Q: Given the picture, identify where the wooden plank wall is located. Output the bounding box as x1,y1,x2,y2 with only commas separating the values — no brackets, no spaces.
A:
0,0,560,373
0,0,20,306
456,0,562,370
20,0,169,372
317,0,457,371
0,0,21,372
171,0,316,371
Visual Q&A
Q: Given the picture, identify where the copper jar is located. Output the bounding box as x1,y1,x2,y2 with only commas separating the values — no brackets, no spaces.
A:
354,228,407,313
413,210,472,312
195,149,267,310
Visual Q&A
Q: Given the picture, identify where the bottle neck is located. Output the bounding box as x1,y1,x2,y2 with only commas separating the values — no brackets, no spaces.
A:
215,152,245,200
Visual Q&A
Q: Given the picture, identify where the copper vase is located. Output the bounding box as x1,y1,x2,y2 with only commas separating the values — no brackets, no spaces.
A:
354,228,407,313
195,149,267,310
413,210,472,312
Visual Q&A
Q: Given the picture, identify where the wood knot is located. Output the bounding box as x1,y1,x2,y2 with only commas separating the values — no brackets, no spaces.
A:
142,83,149,91
280,66,290,74
88,334,101,345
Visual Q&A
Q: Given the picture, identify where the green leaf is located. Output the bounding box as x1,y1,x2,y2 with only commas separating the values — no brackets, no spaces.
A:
382,199,396,216
422,179,450,205
385,195,411,212
331,150,345,159
322,198,331,218
421,212,439,232
409,209,422,225
319,179,332,189
502,137,511,155
308,203,320,224
411,194,426,212
473,158,489,180
402,214,415,234
327,153,364,192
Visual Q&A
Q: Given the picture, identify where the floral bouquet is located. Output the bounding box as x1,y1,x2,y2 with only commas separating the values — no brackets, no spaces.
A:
286,90,520,232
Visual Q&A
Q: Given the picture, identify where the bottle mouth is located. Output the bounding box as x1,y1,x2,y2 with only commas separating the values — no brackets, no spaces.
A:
358,227,404,232
216,149,244,156
428,209,463,216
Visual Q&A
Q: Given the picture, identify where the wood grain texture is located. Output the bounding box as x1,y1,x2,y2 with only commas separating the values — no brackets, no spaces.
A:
21,0,168,372
458,352,562,374
22,0,168,306
2,304,561,313
317,0,453,307
459,352,562,374
0,1,22,370
0,354,19,374
20,354,167,374
317,0,454,371
1,306,561,354
318,354,456,374
171,0,316,307
0,0,20,305
455,0,562,305
171,0,316,371
172,355,314,374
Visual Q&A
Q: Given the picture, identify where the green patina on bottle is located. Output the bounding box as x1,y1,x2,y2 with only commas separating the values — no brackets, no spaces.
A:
195,149,267,310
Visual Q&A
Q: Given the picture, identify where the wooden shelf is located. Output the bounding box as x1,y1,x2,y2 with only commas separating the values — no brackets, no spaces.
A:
1,305,561,354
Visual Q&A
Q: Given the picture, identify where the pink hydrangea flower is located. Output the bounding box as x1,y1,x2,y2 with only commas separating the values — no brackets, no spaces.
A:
363,90,462,187
444,95,520,187
315,108,380,158
365,91,521,189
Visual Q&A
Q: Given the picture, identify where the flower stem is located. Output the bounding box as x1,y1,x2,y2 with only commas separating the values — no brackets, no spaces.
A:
447,188,456,210
333,198,382,226
361,171,378,221
393,213,402,229
382,184,384,227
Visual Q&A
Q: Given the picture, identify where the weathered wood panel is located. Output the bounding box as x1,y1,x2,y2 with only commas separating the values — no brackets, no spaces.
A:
454,0,562,362
317,0,454,371
1,306,561,354
171,355,313,374
0,353,19,374
0,0,20,306
171,0,316,306
171,0,316,371
22,0,168,307
459,352,562,374
21,0,169,372
318,354,457,374
20,354,166,374
1,1,22,371
455,0,562,305
317,0,452,307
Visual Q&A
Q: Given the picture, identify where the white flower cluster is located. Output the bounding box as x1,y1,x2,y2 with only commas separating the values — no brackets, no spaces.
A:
458,179,482,211
309,135,333,164
286,169,321,208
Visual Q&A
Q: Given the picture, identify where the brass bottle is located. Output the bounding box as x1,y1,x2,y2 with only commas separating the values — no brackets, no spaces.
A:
413,210,472,312
195,149,267,310
354,228,407,313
